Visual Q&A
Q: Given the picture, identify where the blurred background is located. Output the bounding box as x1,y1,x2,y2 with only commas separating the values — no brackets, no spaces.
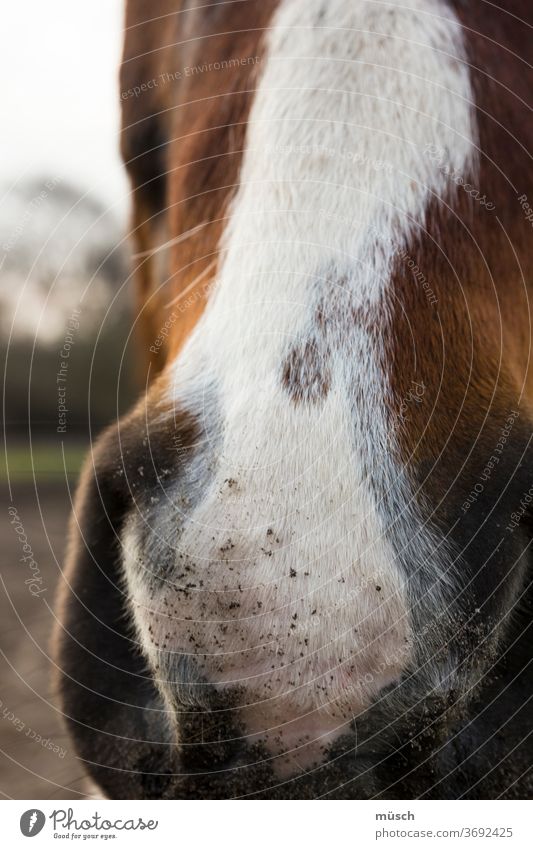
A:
1,0,138,798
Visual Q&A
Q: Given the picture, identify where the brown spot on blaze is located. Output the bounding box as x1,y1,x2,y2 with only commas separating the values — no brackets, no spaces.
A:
281,335,331,404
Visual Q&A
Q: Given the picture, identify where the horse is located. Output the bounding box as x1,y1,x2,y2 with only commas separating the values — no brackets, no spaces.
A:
54,0,533,798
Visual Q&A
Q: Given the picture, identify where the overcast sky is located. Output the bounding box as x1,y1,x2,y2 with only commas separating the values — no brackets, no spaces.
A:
1,0,129,220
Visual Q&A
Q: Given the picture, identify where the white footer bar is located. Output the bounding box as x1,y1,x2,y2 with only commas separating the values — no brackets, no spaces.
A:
3,799,531,848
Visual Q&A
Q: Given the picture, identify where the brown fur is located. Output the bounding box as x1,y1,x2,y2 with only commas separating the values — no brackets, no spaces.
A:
120,0,279,378
386,0,533,473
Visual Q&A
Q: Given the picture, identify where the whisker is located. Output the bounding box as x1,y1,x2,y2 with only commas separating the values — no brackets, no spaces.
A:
131,220,209,259
164,259,217,309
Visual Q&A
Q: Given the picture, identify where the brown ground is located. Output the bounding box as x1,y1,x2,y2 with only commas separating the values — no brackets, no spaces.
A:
0,480,93,799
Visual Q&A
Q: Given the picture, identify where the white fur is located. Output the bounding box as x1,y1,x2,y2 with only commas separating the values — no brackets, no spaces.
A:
126,0,476,768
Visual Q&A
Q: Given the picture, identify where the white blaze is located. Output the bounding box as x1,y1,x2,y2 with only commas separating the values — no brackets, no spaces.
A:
127,0,476,769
